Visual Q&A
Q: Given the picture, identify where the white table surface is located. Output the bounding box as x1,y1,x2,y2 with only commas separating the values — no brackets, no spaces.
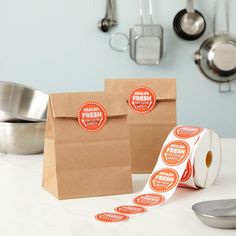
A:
0,139,236,236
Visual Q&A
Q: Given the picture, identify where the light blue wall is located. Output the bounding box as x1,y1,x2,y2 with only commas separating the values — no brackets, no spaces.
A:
0,0,235,137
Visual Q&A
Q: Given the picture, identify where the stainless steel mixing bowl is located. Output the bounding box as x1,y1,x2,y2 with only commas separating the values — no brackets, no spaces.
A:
192,199,236,229
0,81,48,122
0,121,45,155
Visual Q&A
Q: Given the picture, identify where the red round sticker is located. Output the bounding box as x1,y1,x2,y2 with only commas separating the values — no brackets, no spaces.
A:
114,205,146,214
161,140,190,166
78,102,107,132
173,126,203,139
178,183,196,189
133,193,165,207
149,168,179,192
180,160,192,182
95,212,129,223
128,86,156,113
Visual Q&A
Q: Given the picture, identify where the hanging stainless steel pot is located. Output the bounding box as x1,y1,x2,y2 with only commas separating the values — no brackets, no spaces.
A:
194,0,236,92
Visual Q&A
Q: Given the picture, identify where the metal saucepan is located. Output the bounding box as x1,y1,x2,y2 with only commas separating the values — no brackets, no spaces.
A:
173,0,206,40
0,121,45,155
0,81,48,122
192,199,236,229
194,0,236,92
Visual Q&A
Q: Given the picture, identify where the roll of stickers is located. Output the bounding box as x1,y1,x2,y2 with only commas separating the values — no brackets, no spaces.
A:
95,126,222,223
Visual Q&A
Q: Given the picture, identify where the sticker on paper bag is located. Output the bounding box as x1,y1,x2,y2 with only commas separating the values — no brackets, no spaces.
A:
78,102,107,132
128,87,156,113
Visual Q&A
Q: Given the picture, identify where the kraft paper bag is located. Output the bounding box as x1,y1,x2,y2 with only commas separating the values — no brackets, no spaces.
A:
42,92,132,199
105,79,176,173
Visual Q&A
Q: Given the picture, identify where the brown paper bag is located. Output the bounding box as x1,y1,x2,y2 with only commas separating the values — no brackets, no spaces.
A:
105,79,176,173
42,92,132,199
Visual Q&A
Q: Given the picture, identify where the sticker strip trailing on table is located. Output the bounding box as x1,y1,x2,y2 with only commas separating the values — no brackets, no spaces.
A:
95,126,222,223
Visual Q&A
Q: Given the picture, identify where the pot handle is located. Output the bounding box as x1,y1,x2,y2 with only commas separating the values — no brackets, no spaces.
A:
219,82,232,93
186,0,195,13
213,0,230,35
140,0,158,26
